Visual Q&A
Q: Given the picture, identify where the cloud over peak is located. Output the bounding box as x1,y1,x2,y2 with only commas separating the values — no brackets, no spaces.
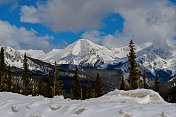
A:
20,0,176,47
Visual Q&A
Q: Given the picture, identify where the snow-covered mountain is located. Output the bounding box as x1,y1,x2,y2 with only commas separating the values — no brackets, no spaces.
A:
3,39,176,82
41,39,130,67
136,41,176,76
18,49,45,60
2,46,52,73
35,39,176,77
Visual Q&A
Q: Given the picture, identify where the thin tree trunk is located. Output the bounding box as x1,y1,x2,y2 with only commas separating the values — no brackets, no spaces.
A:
53,79,56,96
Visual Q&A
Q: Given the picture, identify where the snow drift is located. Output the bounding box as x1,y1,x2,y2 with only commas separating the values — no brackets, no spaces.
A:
102,89,166,104
0,89,175,117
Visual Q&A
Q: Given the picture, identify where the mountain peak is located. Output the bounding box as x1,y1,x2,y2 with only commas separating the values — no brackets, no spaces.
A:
73,38,100,47
76,38,89,41
64,38,103,56
40,38,130,66
76,38,91,42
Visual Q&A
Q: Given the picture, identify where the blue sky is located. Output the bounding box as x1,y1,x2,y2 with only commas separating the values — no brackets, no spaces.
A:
0,0,124,47
0,0,176,51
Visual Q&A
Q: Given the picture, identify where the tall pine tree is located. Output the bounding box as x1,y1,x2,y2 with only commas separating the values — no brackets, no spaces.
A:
6,65,12,92
82,84,87,100
37,77,43,96
87,80,92,99
154,74,160,92
72,66,81,99
30,78,38,96
95,73,104,97
22,53,30,95
143,70,148,89
46,70,54,98
120,75,125,90
54,62,64,96
0,47,5,91
40,81,48,97
12,77,21,94
127,40,139,90
37,77,48,96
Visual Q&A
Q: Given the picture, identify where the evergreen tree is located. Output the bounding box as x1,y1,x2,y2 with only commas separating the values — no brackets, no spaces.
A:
154,74,160,92
30,78,38,96
38,77,50,97
72,66,81,99
143,70,148,89
120,75,125,90
82,84,87,100
22,53,30,95
91,88,96,98
138,71,141,88
95,73,104,97
54,62,64,96
37,77,44,96
40,81,48,97
0,47,5,91
28,78,32,95
6,66,12,92
127,40,139,89
12,77,21,94
46,70,54,98
55,80,64,96
87,80,92,99
33,79,38,96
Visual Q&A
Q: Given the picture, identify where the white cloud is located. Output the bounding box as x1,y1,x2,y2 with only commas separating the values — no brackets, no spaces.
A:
20,6,41,23
0,20,55,51
20,0,123,32
102,32,132,48
20,0,176,47
117,0,176,46
81,30,102,44
81,30,132,48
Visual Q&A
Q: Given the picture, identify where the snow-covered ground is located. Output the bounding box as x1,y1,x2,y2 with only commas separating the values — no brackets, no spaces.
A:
0,89,175,117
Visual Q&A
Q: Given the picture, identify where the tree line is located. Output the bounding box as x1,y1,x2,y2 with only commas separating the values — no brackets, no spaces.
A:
72,66,104,100
120,40,160,92
0,48,64,98
0,47,104,99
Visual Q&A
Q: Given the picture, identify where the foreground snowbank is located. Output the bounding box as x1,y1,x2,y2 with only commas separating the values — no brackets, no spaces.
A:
102,89,166,104
0,89,175,117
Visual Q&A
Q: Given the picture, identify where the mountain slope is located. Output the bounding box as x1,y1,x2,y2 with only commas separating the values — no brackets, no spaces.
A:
135,42,176,81
1,46,123,93
41,39,129,67
106,41,176,82
18,49,45,60
2,46,52,73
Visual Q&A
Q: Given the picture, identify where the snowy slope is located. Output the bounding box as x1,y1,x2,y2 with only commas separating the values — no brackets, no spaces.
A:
39,39,154,68
41,39,129,66
2,46,50,71
136,41,176,75
0,89,175,117
18,49,45,60
3,46,24,68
